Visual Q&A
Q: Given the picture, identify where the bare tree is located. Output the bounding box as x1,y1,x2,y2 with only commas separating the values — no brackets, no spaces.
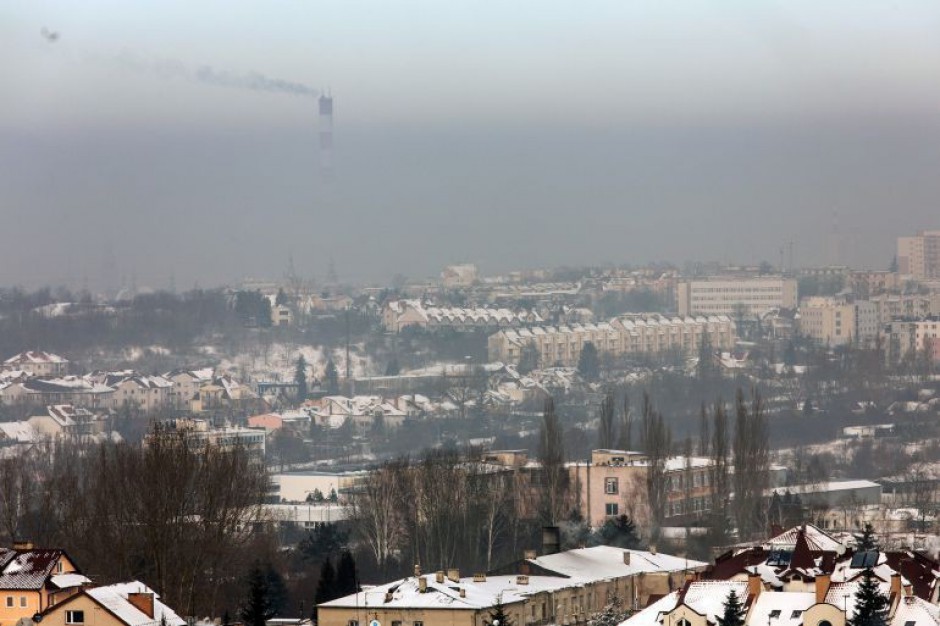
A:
616,393,632,451
598,390,616,449
347,458,407,577
732,388,770,541
640,392,671,539
539,396,569,524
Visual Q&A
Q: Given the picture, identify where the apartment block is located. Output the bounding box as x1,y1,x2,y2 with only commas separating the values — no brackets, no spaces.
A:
676,276,798,317
897,230,940,279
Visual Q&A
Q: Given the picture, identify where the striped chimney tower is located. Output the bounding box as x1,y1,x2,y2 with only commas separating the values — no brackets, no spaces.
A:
318,93,333,179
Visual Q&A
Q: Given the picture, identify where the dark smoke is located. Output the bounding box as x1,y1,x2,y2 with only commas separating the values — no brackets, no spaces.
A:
107,49,318,98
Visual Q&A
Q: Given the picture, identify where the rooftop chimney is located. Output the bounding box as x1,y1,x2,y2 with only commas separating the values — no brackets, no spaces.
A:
815,573,831,605
516,575,529,585
414,564,422,577
473,574,487,583
435,571,445,584
447,569,460,583
747,573,762,599
649,544,657,555
419,577,428,593
623,551,631,566
524,549,537,560
127,592,154,619
459,588,466,598
12,540,34,551
891,573,901,599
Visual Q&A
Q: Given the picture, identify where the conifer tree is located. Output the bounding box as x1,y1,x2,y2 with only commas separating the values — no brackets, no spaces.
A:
717,589,745,626
295,355,308,401
315,558,337,606
851,568,889,626
486,595,513,626
240,563,276,626
857,522,878,551
325,359,340,394
335,550,359,597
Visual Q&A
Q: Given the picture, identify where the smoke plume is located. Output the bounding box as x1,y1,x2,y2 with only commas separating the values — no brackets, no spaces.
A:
107,49,318,98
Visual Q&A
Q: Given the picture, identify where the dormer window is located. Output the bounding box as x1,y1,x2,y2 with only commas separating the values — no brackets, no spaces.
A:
770,610,781,619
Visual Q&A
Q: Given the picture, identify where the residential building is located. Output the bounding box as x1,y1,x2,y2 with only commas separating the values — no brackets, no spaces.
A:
0,543,88,625
0,378,115,410
2,352,69,378
627,524,940,626
568,450,715,528
40,582,185,626
164,368,214,410
383,300,542,333
850,270,899,299
897,230,940,279
271,469,369,503
798,298,857,347
158,418,267,463
307,395,407,430
91,372,173,413
883,317,940,364
869,294,940,326
27,405,115,441
488,315,735,367
319,546,705,626
262,503,348,531
271,303,293,327
676,276,798,317
441,264,478,287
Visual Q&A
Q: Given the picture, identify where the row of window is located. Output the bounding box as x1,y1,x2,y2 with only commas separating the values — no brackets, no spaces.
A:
4,596,29,608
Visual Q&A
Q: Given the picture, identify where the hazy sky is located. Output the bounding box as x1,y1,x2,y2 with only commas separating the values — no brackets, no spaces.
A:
2,1,940,289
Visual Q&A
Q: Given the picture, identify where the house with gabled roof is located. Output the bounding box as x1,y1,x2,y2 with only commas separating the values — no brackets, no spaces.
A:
0,542,88,625
40,581,185,626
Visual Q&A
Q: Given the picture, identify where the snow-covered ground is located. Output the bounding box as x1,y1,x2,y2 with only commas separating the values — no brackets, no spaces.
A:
214,342,374,383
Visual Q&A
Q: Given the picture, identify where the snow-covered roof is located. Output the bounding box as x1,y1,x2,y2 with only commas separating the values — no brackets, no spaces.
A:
527,546,705,581
891,595,940,626
4,351,68,365
83,581,186,626
50,573,92,589
321,574,573,610
763,524,844,552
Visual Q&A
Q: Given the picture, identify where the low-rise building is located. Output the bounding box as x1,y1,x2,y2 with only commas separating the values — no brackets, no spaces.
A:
40,581,185,626
676,276,798,317
2,351,69,378
383,300,542,333
0,543,88,624
319,546,705,626
488,315,735,368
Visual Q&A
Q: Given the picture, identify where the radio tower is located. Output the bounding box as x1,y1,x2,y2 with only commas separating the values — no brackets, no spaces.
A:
318,92,333,180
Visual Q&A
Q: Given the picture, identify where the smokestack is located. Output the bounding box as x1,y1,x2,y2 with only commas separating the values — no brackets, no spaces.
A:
319,94,334,180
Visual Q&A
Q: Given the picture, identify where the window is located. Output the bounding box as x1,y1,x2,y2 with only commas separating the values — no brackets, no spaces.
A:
66,611,85,625
769,611,781,619
605,502,619,516
392,621,402,626
605,478,619,494
5,597,12,608
347,621,359,626
818,621,832,626
414,621,424,626
677,620,691,626
19,597,26,608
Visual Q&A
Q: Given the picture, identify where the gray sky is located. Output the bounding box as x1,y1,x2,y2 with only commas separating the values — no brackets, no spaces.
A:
2,1,940,289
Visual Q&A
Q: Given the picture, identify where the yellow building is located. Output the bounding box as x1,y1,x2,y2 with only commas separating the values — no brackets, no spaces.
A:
0,544,87,626
40,582,185,626
319,547,706,626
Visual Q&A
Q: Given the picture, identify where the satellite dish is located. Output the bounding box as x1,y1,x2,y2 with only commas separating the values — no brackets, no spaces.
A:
33,614,43,623
370,620,380,626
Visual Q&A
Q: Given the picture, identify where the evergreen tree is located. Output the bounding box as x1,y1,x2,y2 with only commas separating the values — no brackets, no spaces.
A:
315,558,337,606
597,514,641,549
295,355,308,402
325,359,340,394
265,564,288,617
240,563,276,626
588,596,630,626
578,342,600,381
276,288,288,306
717,589,745,626
851,568,889,626
335,550,359,597
857,522,878,551
486,595,513,626
385,357,401,376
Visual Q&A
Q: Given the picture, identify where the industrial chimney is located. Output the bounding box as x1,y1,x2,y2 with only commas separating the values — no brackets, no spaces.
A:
318,94,334,179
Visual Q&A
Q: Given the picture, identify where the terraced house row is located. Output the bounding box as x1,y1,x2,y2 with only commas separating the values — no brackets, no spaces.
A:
487,314,736,367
